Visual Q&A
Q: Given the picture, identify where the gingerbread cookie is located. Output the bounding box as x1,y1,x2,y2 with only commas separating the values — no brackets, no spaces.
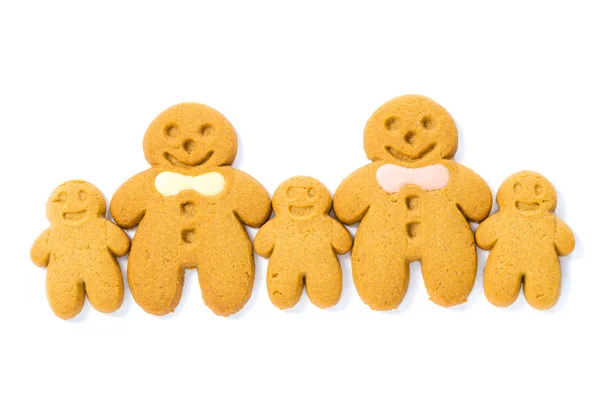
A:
30,180,130,319
110,103,271,317
334,95,492,310
476,171,575,310
254,177,352,309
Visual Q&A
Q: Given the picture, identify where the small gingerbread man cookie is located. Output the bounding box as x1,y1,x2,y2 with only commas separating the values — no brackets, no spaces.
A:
476,171,575,310
254,177,352,309
31,181,130,319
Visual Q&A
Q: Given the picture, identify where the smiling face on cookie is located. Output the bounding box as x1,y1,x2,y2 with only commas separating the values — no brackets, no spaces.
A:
143,103,238,169
364,95,458,166
46,180,106,225
273,177,331,220
497,171,557,215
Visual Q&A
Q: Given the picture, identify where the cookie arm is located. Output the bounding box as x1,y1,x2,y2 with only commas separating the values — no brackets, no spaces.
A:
31,229,52,267
106,221,131,257
231,170,272,228
475,213,500,250
554,217,575,256
110,171,152,229
450,164,493,223
333,165,374,225
254,219,276,258
331,219,353,255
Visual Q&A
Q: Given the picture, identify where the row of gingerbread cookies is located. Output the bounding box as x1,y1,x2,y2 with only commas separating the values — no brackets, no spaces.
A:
31,96,575,319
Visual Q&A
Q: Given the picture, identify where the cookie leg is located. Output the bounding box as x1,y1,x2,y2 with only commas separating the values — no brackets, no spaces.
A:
483,258,523,307
352,235,409,311
197,230,255,316
305,262,343,309
523,259,561,310
84,256,124,314
46,268,85,320
267,262,304,310
421,234,477,307
128,238,184,316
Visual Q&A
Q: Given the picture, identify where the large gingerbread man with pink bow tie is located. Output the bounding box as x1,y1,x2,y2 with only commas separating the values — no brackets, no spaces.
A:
334,95,492,310
111,103,271,316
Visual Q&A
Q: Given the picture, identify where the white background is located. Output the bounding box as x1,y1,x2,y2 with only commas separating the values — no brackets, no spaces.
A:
0,1,598,399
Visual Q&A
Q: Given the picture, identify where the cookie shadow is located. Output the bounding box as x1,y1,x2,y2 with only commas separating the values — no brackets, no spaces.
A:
545,188,579,314
545,230,582,314
454,120,468,162
231,123,247,168
67,300,92,323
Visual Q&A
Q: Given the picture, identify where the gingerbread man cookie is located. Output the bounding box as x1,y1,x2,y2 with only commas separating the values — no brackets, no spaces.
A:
110,103,271,316
31,181,130,319
254,177,352,309
476,171,575,310
334,95,492,310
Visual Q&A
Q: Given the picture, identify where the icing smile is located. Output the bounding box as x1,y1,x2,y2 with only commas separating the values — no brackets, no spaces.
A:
385,143,436,162
164,151,213,167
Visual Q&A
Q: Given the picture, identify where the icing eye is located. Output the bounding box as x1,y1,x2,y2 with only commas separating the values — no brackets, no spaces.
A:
54,192,67,202
513,183,522,195
308,187,316,197
199,124,213,136
164,124,179,139
385,117,400,131
534,184,543,197
421,116,435,129
79,190,87,201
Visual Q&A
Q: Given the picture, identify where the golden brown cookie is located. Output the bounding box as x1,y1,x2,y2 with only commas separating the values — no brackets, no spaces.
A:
30,180,130,320
110,103,271,317
476,171,575,310
254,177,352,309
334,95,492,310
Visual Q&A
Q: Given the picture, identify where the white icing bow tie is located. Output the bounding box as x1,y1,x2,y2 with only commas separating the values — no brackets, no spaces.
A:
376,164,449,193
154,171,226,197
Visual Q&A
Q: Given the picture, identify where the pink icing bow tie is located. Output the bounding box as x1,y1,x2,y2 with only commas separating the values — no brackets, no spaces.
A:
376,164,450,193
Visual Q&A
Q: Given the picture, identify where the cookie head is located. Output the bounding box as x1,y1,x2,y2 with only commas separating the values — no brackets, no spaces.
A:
273,176,331,220
143,103,238,168
46,180,106,225
364,95,458,165
497,171,557,214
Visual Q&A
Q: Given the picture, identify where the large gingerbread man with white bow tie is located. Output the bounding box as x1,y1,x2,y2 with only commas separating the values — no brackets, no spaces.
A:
334,95,492,310
111,103,271,316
